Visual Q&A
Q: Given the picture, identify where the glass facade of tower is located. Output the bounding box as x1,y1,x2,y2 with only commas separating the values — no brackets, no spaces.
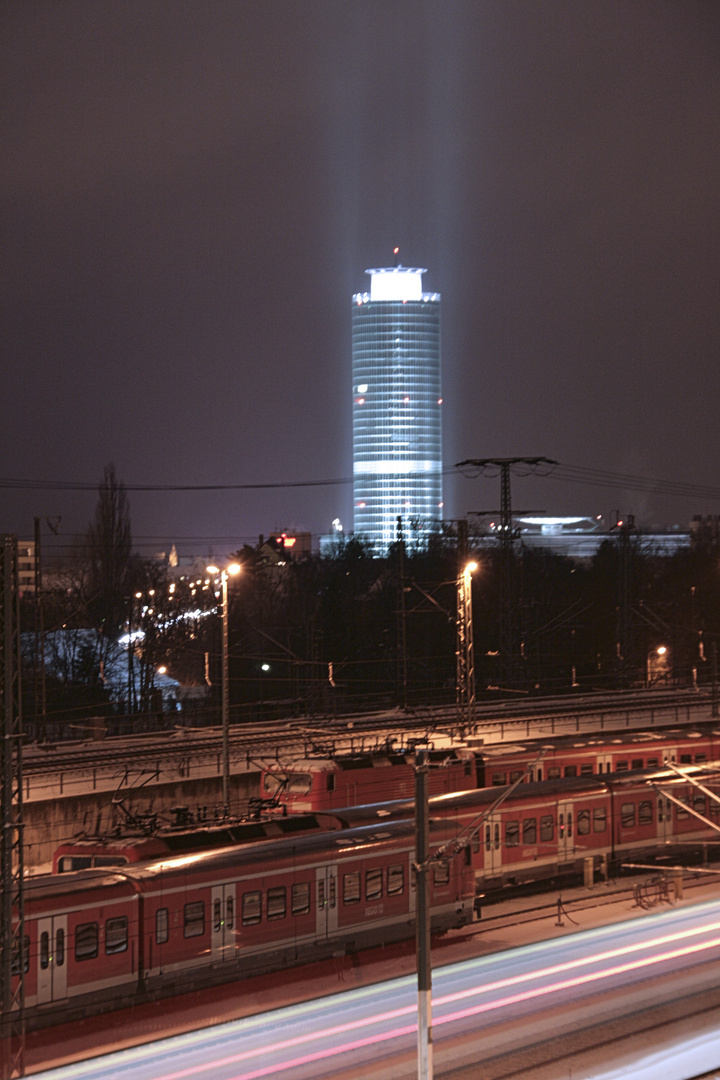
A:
352,266,442,552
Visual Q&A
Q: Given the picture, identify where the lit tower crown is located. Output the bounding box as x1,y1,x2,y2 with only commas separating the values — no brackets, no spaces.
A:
352,259,442,552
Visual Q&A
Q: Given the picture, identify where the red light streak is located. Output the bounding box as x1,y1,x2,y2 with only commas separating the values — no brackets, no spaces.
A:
436,931,720,1028
151,921,720,1080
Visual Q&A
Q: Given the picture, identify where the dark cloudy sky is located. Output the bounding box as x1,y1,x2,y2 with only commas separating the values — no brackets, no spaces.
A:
3,1,719,559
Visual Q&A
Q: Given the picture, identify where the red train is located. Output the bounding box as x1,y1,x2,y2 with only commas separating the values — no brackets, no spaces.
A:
14,818,474,1031
17,762,720,1034
53,810,342,873
260,746,476,811
260,725,720,811
337,764,720,897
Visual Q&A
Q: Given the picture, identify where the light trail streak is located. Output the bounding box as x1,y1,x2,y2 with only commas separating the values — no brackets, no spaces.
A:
143,918,720,1080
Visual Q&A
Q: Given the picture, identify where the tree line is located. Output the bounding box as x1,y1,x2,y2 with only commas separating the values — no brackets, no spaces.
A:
18,467,720,738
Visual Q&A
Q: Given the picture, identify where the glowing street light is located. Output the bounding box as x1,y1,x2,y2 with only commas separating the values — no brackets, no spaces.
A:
207,562,241,814
457,561,477,735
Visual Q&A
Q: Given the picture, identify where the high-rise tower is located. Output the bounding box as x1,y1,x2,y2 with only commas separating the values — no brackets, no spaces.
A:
352,262,442,551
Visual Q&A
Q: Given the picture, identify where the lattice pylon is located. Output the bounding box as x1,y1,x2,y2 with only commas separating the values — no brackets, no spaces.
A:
1,535,24,1080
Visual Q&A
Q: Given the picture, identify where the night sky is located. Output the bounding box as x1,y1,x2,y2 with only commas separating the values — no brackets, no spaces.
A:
3,1,719,561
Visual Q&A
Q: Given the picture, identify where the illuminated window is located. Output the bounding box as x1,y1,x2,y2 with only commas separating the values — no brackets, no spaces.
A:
75,921,99,960
388,864,404,895
365,868,383,900
105,917,128,954
343,873,360,904
292,882,311,915
183,902,205,938
242,892,261,926
267,887,287,920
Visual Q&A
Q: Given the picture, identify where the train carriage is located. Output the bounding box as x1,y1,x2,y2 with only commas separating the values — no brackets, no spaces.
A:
15,819,475,1031
261,748,476,812
259,727,720,813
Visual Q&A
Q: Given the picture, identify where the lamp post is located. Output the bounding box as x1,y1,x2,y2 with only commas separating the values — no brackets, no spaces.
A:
456,561,477,734
207,563,241,815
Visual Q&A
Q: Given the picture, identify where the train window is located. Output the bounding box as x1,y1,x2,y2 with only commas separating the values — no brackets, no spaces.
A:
213,899,222,933
471,829,480,854
183,902,205,938
709,800,720,819
484,825,491,851
639,800,653,826
267,886,287,920
433,862,450,886
696,754,707,764
342,874,360,905
11,936,29,976
156,908,169,945
242,892,262,926
105,917,128,954
567,813,573,838
292,882,311,915
494,823,500,850
632,759,644,771
227,896,234,930
680,755,692,765
326,774,336,792
287,773,312,794
564,766,577,778
94,855,126,868
75,922,99,960
647,758,659,768
676,799,689,821
40,931,49,970
366,868,383,901
580,764,593,776
694,794,707,815
505,821,520,847
577,810,590,836
64,856,92,871
318,879,325,909
548,767,561,781
56,927,65,967
263,773,282,796
492,772,507,786
621,803,636,829
593,808,607,832
329,875,336,908
510,770,524,784
616,761,629,772
540,816,553,842
658,798,666,823
523,818,537,845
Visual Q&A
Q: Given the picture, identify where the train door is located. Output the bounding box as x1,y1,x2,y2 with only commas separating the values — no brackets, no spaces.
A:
36,915,68,1004
483,814,502,876
316,864,338,940
557,801,575,861
657,793,673,844
211,884,236,961
595,755,613,774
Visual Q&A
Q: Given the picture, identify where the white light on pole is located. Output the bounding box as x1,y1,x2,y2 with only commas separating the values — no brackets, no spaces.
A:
457,561,477,734
207,562,241,815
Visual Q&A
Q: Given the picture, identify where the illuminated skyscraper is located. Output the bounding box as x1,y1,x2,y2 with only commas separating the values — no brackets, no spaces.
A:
352,262,442,551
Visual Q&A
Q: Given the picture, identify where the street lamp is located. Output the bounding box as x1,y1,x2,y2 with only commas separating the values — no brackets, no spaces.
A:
457,561,477,735
207,562,241,815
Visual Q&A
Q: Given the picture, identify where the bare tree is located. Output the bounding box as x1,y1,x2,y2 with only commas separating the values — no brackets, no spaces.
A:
84,464,133,638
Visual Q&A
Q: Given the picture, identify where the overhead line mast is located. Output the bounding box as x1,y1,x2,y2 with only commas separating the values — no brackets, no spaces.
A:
1,535,24,1080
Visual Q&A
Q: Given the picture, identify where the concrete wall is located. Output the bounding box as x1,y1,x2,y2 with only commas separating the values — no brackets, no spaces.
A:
24,771,261,872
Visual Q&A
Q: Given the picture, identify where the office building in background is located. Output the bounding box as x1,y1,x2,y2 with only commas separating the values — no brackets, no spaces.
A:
352,260,442,551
